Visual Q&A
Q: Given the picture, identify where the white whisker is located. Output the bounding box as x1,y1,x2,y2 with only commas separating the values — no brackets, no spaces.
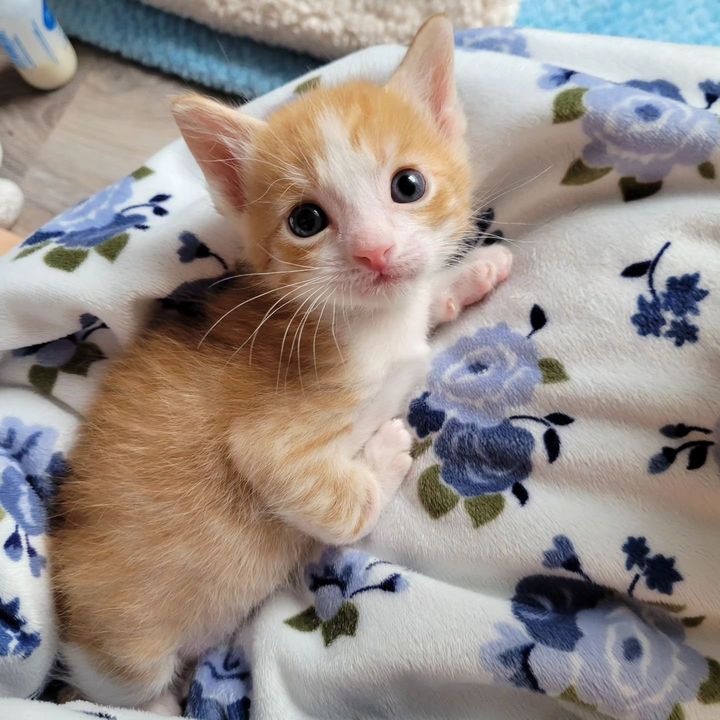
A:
198,277,319,348
331,298,344,363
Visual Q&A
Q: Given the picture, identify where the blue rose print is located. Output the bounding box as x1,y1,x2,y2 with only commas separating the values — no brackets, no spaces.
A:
185,645,251,720
285,549,407,646
0,595,41,659
454,28,529,57
625,79,686,103
481,536,717,719
549,72,720,200
306,549,407,622
531,600,708,720
410,306,574,526
0,417,68,576
427,323,541,425
435,419,534,497
580,83,720,183
479,622,540,692
16,169,170,270
23,178,169,248
512,574,606,652
623,242,709,347
23,176,136,248
12,314,108,395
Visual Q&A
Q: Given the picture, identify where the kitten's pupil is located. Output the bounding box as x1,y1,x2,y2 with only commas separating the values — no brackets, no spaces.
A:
288,203,328,238
391,169,426,203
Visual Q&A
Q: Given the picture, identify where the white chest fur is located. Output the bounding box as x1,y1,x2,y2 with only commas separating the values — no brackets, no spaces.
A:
343,286,432,453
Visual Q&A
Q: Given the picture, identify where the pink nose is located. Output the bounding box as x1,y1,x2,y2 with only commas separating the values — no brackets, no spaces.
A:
354,244,393,273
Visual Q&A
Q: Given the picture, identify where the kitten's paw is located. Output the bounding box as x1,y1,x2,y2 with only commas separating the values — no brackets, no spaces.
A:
143,690,181,716
364,419,412,500
454,245,513,308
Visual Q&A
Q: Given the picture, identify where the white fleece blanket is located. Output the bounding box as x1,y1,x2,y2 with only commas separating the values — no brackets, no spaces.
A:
1,27,719,720
137,0,519,59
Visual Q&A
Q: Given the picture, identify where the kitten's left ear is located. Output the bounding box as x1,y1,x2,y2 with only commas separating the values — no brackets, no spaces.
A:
387,14,465,141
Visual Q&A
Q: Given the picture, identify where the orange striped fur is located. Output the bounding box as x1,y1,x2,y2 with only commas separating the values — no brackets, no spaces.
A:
50,15,486,712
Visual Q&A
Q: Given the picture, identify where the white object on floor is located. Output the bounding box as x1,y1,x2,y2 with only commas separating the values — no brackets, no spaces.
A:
0,179,24,229
137,0,519,58
0,141,24,229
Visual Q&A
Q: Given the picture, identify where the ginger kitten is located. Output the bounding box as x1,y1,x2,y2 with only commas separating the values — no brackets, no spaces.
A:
50,16,511,713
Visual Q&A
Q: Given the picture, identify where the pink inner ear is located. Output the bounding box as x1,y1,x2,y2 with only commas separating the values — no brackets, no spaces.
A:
173,97,259,210
430,64,455,135
388,17,465,141
186,130,246,209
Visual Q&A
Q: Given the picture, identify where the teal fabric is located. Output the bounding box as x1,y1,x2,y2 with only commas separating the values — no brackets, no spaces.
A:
49,0,719,100
517,0,720,46
49,0,321,99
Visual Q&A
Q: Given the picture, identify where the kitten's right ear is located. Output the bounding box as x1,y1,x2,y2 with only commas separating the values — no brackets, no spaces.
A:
172,95,266,209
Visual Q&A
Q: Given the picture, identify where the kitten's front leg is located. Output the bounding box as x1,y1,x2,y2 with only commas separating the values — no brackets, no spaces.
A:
362,419,413,505
431,245,513,326
242,423,411,545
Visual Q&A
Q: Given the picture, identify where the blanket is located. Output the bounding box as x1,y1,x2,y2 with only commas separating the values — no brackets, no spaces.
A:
137,0,519,59
1,26,719,720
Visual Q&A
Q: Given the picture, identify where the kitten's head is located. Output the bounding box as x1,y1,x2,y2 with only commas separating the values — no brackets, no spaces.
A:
173,15,472,310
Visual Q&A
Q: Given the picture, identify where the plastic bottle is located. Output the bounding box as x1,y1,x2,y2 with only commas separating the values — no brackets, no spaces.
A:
0,0,77,90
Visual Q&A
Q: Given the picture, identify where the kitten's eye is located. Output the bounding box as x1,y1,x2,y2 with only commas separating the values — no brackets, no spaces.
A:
288,203,328,238
391,169,426,203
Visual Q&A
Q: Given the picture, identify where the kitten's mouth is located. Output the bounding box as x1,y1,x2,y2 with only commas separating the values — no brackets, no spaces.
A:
364,267,418,292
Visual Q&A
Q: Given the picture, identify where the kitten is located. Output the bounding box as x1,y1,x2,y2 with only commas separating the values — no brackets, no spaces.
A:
50,15,511,713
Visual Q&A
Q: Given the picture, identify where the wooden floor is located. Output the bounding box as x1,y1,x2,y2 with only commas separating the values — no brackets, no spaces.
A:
0,42,230,238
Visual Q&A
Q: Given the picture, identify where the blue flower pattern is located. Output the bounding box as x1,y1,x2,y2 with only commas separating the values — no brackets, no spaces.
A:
0,417,67,576
23,179,170,249
409,307,574,523
622,537,683,596
480,536,717,719
285,549,408,646
539,67,720,199
16,169,171,269
177,231,228,270
623,242,709,347
185,645,251,720
12,314,108,395
426,322,541,426
435,419,534,497
580,83,719,183
0,595,41,660
455,28,530,57
699,79,720,109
